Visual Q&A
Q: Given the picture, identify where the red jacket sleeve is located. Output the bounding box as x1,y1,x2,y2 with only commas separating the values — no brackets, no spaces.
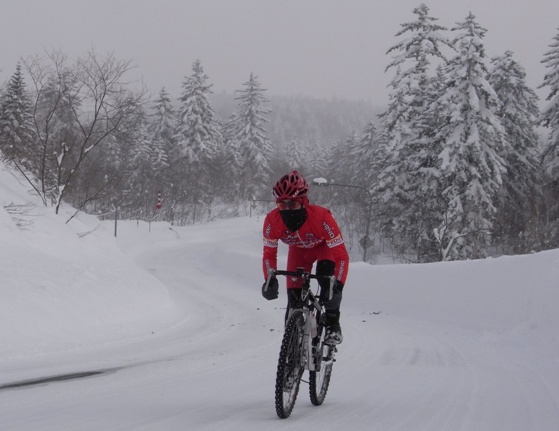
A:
321,210,350,284
262,213,279,280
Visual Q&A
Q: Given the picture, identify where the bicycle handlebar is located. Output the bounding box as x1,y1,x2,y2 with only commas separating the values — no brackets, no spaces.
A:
264,268,335,301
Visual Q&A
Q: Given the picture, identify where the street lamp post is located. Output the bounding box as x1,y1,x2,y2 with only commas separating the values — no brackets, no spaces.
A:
312,178,373,262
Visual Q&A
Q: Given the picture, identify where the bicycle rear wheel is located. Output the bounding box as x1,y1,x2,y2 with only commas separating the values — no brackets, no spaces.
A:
309,340,335,405
275,311,306,418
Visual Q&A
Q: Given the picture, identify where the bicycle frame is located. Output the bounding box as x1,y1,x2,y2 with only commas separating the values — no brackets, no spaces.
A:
266,268,335,372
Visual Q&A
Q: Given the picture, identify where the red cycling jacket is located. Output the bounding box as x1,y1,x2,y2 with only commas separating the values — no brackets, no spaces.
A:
262,204,349,285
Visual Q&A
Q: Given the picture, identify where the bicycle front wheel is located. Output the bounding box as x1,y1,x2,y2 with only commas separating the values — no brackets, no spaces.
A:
275,311,306,418
309,341,335,405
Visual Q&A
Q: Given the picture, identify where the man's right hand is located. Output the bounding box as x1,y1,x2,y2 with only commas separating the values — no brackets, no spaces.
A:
262,277,279,300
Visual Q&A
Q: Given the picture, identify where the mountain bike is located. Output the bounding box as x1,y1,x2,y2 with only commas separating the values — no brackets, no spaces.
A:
264,268,338,419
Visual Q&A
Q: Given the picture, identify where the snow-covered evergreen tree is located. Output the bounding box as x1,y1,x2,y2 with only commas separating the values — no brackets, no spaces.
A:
0,64,36,173
539,29,559,177
174,60,221,164
221,112,243,171
306,139,329,182
231,73,273,200
147,87,174,202
149,87,176,160
265,137,304,191
339,126,379,254
284,138,307,172
329,131,360,187
487,51,541,252
131,118,170,218
347,121,381,247
350,121,378,187
173,60,223,213
538,27,559,248
100,102,152,218
433,12,506,260
150,135,169,174
375,4,453,261
129,120,155,208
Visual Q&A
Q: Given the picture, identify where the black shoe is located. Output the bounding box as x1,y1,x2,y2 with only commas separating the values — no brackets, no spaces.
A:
325,324,343,345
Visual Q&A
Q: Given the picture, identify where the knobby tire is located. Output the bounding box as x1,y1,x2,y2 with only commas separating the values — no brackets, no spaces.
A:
309,339,334,405
275,311,305,418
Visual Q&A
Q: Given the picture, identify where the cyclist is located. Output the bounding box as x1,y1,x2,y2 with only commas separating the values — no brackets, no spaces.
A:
261,170,349,345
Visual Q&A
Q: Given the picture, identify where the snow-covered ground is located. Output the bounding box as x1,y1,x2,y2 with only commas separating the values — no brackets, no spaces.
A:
1,162,558,430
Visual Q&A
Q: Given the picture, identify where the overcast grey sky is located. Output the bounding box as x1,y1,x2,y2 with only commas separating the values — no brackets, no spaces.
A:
1,0,558,106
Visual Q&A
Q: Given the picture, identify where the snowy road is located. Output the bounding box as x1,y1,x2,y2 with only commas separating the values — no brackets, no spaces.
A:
1,217,558,430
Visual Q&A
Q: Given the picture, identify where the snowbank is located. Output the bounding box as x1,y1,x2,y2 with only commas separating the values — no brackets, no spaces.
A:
350,250,559,338
0,163,179,359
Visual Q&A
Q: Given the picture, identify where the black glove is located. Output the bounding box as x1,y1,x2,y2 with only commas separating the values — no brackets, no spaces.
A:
262,276,279,300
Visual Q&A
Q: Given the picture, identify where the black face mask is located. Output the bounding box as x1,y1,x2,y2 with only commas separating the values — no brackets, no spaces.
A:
280,207,307,232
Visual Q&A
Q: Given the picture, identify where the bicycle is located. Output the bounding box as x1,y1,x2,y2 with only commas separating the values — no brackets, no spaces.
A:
264,267,338,419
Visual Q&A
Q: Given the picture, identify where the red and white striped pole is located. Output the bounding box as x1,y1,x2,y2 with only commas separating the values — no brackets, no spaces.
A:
156,191,162,210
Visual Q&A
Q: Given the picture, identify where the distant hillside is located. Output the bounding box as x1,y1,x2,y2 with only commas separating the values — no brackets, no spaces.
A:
211,92,384,147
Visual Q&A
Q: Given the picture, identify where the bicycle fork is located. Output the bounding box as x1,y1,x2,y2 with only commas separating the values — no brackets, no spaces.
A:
304,310,324,372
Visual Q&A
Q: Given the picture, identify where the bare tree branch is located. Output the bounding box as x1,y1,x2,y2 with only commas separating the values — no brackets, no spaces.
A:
22,49,147,214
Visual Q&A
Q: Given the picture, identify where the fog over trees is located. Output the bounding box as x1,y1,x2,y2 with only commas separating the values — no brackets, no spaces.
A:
1,4,558,261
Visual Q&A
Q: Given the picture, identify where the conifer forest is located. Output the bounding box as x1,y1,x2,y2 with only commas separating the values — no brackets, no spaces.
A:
1,5,558,262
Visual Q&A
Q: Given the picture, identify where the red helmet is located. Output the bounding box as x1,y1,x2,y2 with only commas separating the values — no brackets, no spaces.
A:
273,170,309,202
